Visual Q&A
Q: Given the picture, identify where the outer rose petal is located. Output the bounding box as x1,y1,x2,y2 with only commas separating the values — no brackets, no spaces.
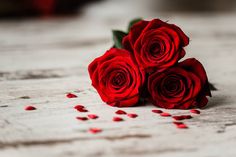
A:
88,48,145,107
128,20,149,46
196,95,208,108
179,49,186,59
122,36,133,52
179,58,211,97
169,24,189,46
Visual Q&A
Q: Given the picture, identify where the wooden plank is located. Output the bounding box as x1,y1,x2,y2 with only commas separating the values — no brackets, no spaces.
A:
0,1,236,157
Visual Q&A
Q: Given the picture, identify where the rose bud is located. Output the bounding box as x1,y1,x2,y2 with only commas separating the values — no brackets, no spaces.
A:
122,19,189,73
88,48,145,107
148,58,211,109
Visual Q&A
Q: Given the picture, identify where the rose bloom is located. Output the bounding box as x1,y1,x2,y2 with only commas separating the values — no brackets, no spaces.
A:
123,19,189,73
148,58,211,109
88,48,145,107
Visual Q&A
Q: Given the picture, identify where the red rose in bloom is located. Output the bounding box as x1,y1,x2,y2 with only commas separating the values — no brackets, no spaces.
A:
148,58,211,109
123,19,189,73
88,48,145,107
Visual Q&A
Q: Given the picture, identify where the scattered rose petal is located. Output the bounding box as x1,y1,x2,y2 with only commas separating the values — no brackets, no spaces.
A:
88,114,98,119
173,121,183,125
89,128,102,134
173,121,188,129
76,117,88,121
152,109,163,114
172,116,185,121
172,115,192,120
76,108,88,112
115,110,127,115
176,123,188,129
113,117,124,122
181,115,192,119
160,112,171,117
127,113,138,118
190,109,201,114
25,106,36,111
74,105,85,110
66,93,77,98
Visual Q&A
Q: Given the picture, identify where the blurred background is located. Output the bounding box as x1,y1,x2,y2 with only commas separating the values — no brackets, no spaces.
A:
0,0,236,18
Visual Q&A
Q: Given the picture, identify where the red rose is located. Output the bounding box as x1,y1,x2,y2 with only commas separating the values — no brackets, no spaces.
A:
148,58,211,109
123,19,189,73
88,48,145,107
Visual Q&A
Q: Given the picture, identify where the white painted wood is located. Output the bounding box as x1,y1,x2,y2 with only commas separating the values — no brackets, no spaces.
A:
0,1,236,157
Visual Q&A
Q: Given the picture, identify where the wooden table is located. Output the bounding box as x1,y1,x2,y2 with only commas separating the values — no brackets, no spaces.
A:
0,1,236,157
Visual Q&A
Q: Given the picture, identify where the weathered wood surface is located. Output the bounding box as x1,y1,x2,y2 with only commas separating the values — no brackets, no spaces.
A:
0,1,236,157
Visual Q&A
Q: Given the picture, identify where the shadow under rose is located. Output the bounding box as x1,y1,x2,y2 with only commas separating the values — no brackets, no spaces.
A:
204,92,228,109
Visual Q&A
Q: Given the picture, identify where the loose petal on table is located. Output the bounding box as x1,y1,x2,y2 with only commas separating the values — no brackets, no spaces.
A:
25,106,37,111
127,113,138,118
89,128,102,134
173,121,188,129
172,115,192,120
115,110,127,115
76,108,88,112
152,109,163,114
190,109,201,114
160,112,171,117
88,114,99,119
113,117,124,122
66,93,77,98
74,105,85,110
76,117,88,121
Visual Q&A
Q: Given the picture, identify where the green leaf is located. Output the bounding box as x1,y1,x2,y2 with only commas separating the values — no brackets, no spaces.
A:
127,18,143,32
112,30,127,49
209,82,217,91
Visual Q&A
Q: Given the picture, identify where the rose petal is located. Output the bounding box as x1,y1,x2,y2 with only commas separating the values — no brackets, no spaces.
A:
173,115,192,120
152,109,163,114
172,116,185,121
181,115,192,119
25,106,36,111
127,113,138,118
190,109,201,114
160,112,171,117
66,93,77,98
173,121,183,125
113,117,124,122
76,117,88,121
173,121,188,129
74,105,85,110
88,114,98,119
176,123,188,129
115,110,127,115
77,108,88,112
179,58,211,97
89,128,102,134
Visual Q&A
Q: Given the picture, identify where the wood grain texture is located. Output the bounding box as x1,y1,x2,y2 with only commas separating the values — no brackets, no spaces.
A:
0,1,236,157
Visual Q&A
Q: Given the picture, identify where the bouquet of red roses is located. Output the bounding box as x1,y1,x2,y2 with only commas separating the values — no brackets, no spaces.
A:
88,18,211,109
